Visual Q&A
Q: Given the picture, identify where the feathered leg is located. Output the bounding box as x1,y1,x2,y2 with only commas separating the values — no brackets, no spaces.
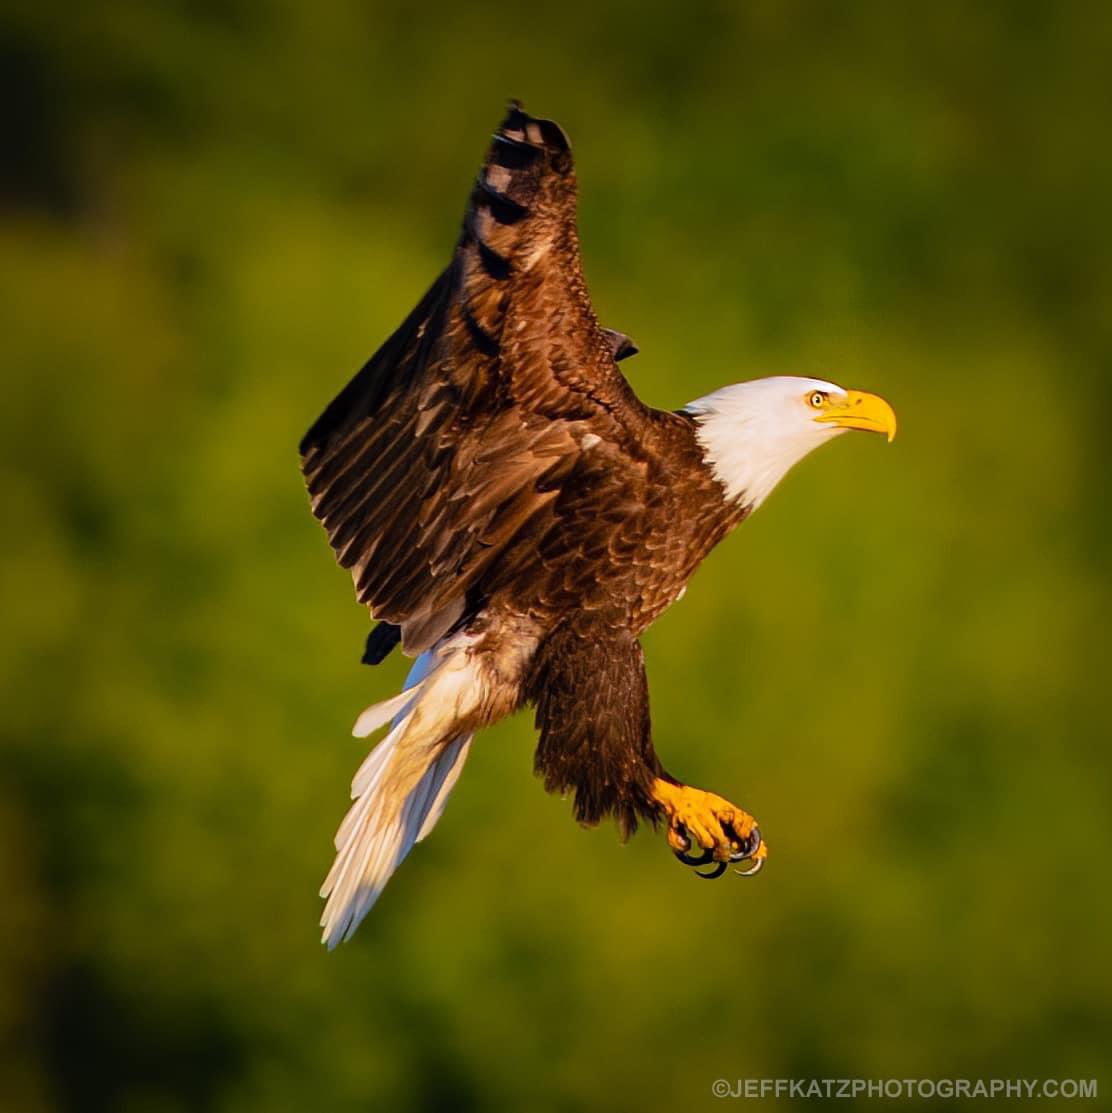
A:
527,623,767,876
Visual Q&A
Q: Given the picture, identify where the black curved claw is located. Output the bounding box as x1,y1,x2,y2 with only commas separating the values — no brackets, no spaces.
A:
695,859,728,880
673,844,715,867
671,822,760,881
672,829,728,877
727,823,762,863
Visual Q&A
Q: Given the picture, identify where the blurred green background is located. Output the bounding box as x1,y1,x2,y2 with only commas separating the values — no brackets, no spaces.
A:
2,2,1110,1110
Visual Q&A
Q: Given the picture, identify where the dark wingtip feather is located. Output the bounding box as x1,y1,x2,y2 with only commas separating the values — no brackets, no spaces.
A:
362,622,401,665
602,328,640,363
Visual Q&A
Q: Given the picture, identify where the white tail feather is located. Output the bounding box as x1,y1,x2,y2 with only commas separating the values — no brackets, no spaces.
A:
416,735,472,842
350,716,409,798
320,640,481,948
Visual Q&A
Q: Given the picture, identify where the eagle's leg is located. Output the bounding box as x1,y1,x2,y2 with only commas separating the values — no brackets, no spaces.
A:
651,778,768,876
529,629,768,876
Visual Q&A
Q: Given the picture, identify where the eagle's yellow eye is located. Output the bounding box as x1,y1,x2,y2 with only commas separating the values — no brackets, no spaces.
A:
808,391,827,409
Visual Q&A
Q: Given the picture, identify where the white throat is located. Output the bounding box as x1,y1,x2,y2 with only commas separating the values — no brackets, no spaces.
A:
684,376,846,508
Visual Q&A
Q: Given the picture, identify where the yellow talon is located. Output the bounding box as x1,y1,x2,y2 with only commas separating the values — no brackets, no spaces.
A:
651,778,760,862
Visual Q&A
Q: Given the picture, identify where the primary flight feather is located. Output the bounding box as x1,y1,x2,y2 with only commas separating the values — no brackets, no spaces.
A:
301,102,896,947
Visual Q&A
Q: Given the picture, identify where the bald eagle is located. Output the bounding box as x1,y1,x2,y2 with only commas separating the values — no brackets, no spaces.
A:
301,103,896,947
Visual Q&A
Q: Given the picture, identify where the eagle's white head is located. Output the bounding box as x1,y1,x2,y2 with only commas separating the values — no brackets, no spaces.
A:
684,376,897,508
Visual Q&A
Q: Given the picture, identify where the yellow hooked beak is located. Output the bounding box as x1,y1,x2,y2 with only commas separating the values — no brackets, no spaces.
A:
815,389,898,442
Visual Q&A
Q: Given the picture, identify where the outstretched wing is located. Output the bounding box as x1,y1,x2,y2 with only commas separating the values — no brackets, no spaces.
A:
300,103,654,653
528,624,663,837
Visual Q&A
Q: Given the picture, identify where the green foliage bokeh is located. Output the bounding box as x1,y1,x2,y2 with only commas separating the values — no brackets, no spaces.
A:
2,3,1109,1110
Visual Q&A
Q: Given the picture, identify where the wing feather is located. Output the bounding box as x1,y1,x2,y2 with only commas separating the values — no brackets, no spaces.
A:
301,103,654,652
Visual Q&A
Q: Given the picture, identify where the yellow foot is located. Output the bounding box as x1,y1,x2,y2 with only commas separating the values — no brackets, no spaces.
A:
651,778,768,878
